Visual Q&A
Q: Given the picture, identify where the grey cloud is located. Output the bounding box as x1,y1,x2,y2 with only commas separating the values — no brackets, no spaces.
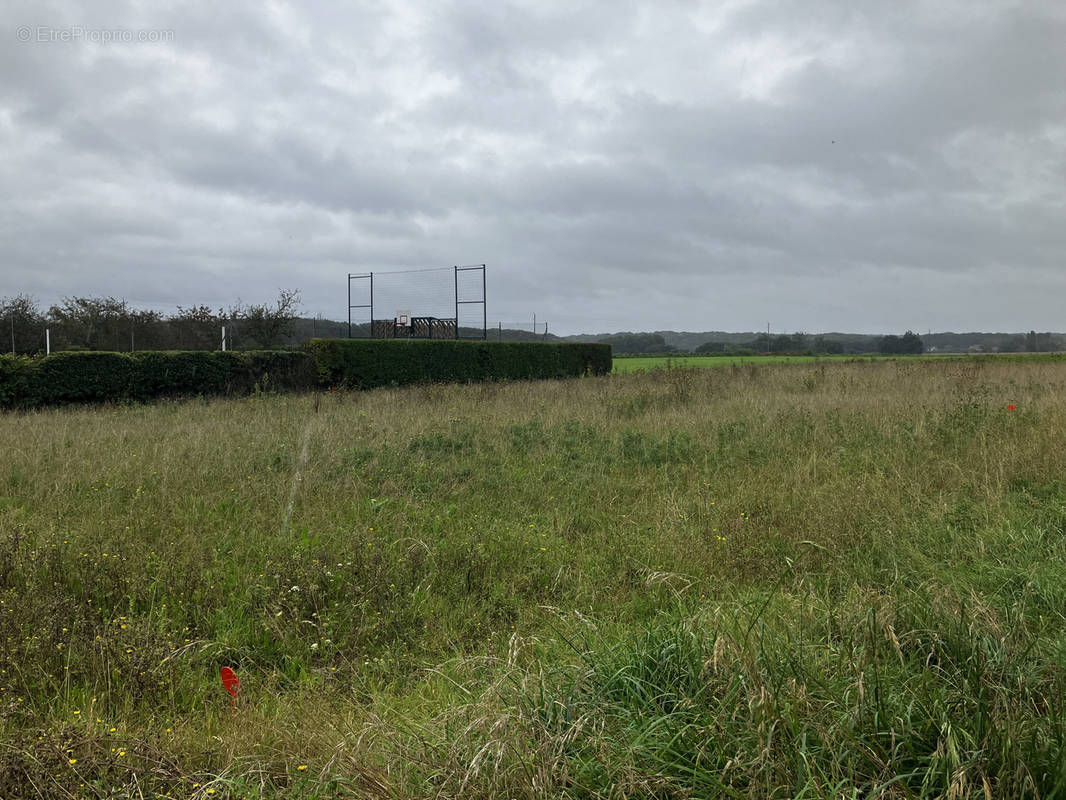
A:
1,0,1063,334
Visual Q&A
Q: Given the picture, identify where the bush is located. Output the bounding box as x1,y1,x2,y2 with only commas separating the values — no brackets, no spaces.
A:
0,355,34,407
0,351,317,408
304,338,612,389
0,341,612,408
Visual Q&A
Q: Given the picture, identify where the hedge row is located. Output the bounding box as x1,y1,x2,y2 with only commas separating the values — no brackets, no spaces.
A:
304,338,611,390
0,351,317,408
0,340,613,408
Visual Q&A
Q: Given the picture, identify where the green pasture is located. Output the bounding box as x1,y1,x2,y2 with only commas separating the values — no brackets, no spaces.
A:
611,351,1063,372
611,353,867,371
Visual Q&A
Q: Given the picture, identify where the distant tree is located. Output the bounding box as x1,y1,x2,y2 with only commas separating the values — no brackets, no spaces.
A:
878,331,924,355
1024,331,1055,352
289,315,349,342
0,294,46,354
597,332,673,354
749,332,809,354
47,296,131,350
772,333,808,353
900,331,924,354
999,335,1025,353
128,308,166,351
171,305,225,350
231,289,302,349
813,335,844,355
695,341,726,354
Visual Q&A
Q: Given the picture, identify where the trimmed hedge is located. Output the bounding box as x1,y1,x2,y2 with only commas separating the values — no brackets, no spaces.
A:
0,356,35,408
305,338,612,390
0,351,317,408
0,340,612,408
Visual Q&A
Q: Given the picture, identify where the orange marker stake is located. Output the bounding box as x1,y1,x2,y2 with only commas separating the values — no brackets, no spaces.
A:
1007,404,1017,412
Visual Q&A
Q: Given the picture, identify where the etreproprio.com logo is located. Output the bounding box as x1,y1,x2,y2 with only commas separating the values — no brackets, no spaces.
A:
15,25,174,44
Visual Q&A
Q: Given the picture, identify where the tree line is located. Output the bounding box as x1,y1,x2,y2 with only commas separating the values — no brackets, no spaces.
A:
600,332,913,356
603,330,925,356
694,332,923,355
0,291,301,355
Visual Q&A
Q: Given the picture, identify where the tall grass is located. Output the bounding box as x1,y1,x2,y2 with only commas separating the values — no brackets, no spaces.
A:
2,360,1066,797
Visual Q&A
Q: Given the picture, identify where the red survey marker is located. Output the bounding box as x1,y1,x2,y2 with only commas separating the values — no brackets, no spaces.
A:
220,666,240,708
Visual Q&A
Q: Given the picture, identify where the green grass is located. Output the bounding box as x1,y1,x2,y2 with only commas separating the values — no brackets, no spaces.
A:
611,354,876,372
3,361,1066,797
610,352,1066,373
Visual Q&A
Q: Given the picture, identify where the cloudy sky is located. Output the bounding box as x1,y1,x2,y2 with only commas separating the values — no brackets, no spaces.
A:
2,1,1064,335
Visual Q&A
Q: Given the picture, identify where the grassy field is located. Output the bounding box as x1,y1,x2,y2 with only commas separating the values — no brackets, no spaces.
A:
609,352,1066,373
4,360,1066,797
611,354,877,372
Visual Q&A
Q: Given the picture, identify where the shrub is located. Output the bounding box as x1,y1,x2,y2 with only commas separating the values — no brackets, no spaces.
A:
0,355,34,407
304,338,612,389
0,341,612,408
0,350,317,408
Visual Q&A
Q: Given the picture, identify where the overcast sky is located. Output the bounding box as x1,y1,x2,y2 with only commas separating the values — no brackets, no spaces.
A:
2,1,1064,335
